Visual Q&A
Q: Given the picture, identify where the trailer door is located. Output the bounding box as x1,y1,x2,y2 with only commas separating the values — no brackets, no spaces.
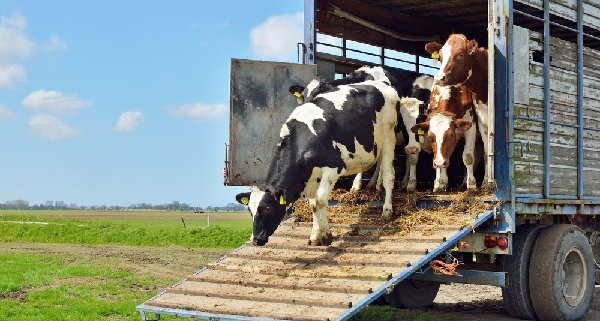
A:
227,59,317,186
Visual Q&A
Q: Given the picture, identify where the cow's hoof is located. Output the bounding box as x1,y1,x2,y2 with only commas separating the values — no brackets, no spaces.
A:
433,185,447,192
382,208,394,221
308,233,333,246
406,180,417,191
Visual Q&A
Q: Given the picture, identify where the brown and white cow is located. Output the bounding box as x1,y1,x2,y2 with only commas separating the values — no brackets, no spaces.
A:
411,84,477,192
425,34,491,186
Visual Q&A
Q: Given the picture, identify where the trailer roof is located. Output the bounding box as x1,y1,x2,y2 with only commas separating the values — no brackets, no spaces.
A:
315,0,600,58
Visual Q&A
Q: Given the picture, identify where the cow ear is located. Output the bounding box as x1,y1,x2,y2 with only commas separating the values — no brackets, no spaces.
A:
288,85,305,99
273,189,287,205
454,119,473,131
425,42,442,55
467,39,478,55
236,192,251,205
411,121,429,134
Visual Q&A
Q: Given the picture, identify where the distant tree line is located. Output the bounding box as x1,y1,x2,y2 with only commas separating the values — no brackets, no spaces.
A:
0,199,247,212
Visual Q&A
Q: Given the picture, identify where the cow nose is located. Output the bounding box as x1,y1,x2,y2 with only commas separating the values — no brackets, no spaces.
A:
434,73,446,84
405,145,421,154
433,159,447,168
252,237,268,246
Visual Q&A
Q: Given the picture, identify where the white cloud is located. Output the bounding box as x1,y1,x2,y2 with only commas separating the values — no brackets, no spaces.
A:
0,104,13,121
28,114,79,140
42,36,68,51
0,13,35,87
0,13,36,64
0,64,26,87
22,90,92,114
115,111,144,132
250,12,303,61
163,103,226,121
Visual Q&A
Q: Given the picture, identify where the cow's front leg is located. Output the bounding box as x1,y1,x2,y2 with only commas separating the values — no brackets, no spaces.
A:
403,153,418,191
380,129,396,220
308,170,337,246
309,198,332,246
433,168,448,192
463,127,477,190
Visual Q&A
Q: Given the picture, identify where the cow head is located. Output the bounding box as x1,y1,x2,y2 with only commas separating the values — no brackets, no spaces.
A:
236,186,287,246
411,112,472,168
411,75,434,123
288,77,332,104
288,85,306,104
425,34,478,86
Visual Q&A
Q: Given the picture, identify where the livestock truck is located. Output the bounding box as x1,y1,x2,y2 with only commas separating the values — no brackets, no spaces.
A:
137,1,600,320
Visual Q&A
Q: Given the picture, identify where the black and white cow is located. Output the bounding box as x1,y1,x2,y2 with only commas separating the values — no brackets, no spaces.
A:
289,65,418,106
289,67,434,191
237,79,399,246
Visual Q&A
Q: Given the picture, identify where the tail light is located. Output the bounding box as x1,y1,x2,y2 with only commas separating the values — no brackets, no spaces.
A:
484,235,509,250
484,235,497,248
497,236,509,250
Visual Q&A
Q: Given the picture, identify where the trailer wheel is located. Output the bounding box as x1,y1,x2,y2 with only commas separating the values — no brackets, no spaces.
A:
589,231,600,284
529,224,594,321
384,279,440,309
500,224,546,320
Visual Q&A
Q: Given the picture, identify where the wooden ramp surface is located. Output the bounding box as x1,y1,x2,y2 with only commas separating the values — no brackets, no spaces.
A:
137,209,494,321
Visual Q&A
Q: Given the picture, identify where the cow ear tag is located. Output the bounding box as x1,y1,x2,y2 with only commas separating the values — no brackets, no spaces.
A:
240,196,249,205
431,51,439,66
279,196,286,205
418,128,425,144
293,91,302,98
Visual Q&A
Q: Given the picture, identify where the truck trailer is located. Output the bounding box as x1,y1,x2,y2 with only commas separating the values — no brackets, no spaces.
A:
138,1,600,320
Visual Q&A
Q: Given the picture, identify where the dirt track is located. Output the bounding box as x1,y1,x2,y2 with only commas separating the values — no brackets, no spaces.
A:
1,242,599,321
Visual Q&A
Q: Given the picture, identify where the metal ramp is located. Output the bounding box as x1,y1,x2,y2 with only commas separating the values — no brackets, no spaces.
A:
137,209,495,321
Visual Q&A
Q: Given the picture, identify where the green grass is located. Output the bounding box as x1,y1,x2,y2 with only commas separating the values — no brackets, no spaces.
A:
0,210,252,248
0,253,183,321
0,210,460,321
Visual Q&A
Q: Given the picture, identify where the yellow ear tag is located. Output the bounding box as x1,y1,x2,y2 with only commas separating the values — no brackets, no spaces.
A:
240,197,249,205
418,128,425,144
279,196,286,205
431,51,439,66
293,91,301,98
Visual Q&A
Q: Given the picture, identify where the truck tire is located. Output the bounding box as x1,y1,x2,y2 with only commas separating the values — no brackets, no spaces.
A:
500,223,546,320
384,279,440,309
529,224,595,321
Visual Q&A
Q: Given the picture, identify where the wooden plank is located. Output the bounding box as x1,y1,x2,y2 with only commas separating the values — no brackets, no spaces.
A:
518,0,600,32
514,162,544,194
166,282,361,309
230,246,431,265
146,292,344,321
186,269,380,295
583,168,600,197
514,26,530,105
265,238,442,255
208,256,414,281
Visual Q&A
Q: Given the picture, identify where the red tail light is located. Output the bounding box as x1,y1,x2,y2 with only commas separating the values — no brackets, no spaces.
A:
497,236,509,250
484,235,497,248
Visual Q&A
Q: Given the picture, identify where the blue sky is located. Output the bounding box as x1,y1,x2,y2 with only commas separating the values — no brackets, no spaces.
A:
0,0,305,208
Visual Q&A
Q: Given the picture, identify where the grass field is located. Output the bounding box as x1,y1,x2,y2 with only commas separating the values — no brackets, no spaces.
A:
0,210,252,248
0,210,462,321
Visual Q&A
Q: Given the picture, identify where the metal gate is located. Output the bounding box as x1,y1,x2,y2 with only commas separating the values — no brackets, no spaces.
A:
227,59,316,186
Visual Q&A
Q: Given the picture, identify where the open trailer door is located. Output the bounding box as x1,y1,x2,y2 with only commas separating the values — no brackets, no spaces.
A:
226,59,317,186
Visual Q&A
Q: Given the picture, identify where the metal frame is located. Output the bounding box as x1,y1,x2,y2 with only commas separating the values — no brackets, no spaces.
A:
509,0,600,216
